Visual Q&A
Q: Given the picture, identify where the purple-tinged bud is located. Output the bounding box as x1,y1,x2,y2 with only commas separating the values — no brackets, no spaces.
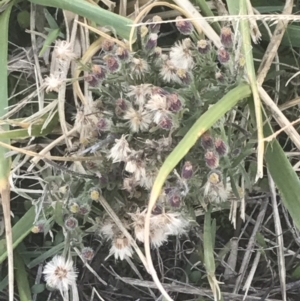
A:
151,86,168,96
232,148,241,157
102,39,115,52
166,188,182,207
65,216,78,231
201,131,214,150
167,93,182,112
181,161,193,179
159,116,173,130
84,74,99,87
81,247,94,261
197,39,210,54
91,65,106,80
97,118,111,132
175,16,194,35
145,33,158,50
103,55,121,73
176,69,192,85
115,98,127,115
217,47,230,64
220,27,233,48
115,46,129,61
31,221,45,233
148,15,162,33
205,151,219,169
79,204,91,215
207,170,222,185
214,138,228,156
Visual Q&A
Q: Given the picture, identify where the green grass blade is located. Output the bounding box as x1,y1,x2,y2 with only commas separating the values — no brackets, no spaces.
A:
28,0,133,40
15,253,32,301
0,207,35,264
264,123,300,231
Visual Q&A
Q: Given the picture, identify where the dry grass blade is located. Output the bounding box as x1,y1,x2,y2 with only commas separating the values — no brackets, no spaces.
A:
267,171,286,301
257,0,293,85
233,200,268,293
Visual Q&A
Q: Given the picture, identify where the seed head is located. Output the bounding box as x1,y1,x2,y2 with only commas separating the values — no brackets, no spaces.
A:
64,217,78,231
175,16,194,35
160,60,178,83
124,107,151,132
214,138,228,157
205,151,219,169
170,38,194,70
54,40,77,61
108,135,131,163
43,255,77,293
44,73,62,93
109,235,133,260
207,170,222,185
181,161,193,179
130,58,149,79
217,47,230,64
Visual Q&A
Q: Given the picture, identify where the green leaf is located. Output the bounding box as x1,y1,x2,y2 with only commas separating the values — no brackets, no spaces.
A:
31,283,45,294
15,253,32,301
28,0,133,40
0,207,35,264
39,28,61,57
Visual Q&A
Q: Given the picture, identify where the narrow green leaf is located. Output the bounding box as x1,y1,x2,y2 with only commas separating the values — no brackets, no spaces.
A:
15,253,32,301
39,28,61,57
204,210,215,274
28,0,133,40
0,207,35,264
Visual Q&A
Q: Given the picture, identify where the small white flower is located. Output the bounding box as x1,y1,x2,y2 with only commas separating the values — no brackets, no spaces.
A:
127,84,153,107
160,60,179,83
145,94,168,112
44,73,62,93
43,255,77,293
130,58,149,79
108,236,133,260
54,40,77,61
108,135,132,163
124,107,151,132
125,156,146,181
170,38,194,70
100,222,115,240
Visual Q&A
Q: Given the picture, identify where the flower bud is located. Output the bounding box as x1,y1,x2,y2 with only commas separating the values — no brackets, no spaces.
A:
207,170,222,185
175,16,193,35
91,65,106,80
102,39,114,52
31,221,45,233
176,69,192,85
217,47,230,64
205,151,219,169
159,116,173,130
197,40,210,54
97,118,111,132
232,148,241,157
115,98,127,115
84,74,99,87
152,205,162,215
214,138,228,156
81,247,94,261
69,202,80,213
201,131,214,150
145,33,158,50
149,15,162,33
220,27,233,48
115,46,129,61
181,161,193,179
166,188,182,207
65,216,78,231
103,55,121,73
79,204,91,215
90,187,101,201
167,93,182,112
